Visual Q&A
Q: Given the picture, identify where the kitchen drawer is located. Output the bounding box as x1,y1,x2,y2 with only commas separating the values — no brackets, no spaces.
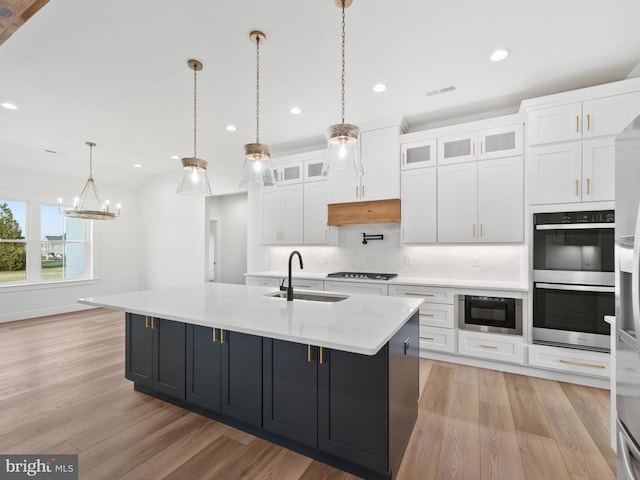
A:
324,280,388,296
419,326,456,354
528,344,610,378
458,330,524,364
287,279,324,291
389,285,454,304
418,304,455,329
246,276,281,288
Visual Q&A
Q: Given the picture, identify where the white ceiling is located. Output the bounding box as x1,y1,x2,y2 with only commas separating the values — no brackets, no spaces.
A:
1,0,639,194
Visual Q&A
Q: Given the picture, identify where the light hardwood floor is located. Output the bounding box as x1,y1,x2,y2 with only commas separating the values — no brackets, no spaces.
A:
0,309,616,480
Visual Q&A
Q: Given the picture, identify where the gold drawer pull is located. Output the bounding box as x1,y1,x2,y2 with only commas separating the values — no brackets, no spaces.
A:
420,313,435,317
421,336,435,341
145,316,149,329
576,115,579,132
587,113,591,130
586,178,591,195
212,328,218,343
320,347,324,365
405,292,435,297
220,330,225,344
307,344,312,363
575,179,579,196
560,359,605,369
479,344,498,349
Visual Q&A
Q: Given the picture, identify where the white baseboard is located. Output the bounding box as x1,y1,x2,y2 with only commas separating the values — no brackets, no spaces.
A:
0,303,95,324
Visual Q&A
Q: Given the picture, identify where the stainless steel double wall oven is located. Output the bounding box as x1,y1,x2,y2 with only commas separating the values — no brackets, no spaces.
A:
532,210,615,352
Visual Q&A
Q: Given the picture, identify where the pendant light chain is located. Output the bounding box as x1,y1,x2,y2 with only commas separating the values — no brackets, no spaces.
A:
193,64,198,159
88,142,94,179
340,0,346,125
255,35,261,144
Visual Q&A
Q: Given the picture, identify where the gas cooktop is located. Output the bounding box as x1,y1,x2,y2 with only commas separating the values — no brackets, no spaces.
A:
326,272,398,281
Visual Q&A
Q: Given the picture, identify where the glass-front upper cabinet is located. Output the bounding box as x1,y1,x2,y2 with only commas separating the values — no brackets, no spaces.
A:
401,138,437,170
272,161,303,185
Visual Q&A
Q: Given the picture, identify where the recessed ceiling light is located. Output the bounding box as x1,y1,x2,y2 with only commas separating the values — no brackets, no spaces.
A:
225,124,237,132
373,83,387,93
490,48,510,62
133,163,142,168
1,102,18,110
290,107,302,115
170,155,180,160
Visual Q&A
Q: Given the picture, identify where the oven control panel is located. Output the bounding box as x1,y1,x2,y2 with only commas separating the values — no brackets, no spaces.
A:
535,210,614,225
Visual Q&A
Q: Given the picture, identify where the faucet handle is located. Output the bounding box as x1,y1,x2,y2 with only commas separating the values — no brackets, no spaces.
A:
279,278,286,291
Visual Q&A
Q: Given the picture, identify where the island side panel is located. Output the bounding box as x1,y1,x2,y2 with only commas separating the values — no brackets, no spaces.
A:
318,346,389,475
388,310,419,479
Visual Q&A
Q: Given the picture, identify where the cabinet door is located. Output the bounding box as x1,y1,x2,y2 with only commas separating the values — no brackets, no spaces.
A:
477,156,523,242
318,347,388,474
437,162,478,243
280,185,304,244
527,141,582,205
152,318,186,400
437,131,477,165
261,189,282,244
401,168,437,244
477,124,523,160
583,91,640,139
304,181,331,244
360,126,401,201
582,137,615,202
272,161,303,185
527,103,582,145
220,330,263,427
304,156,326,182
186,325,221,412
125,313,153,388
263,339,318,447
401,138,436,170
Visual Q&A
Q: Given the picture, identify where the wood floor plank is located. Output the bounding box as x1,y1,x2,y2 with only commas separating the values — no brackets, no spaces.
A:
532,377,615,480
504,372,553,437
0,309,617,480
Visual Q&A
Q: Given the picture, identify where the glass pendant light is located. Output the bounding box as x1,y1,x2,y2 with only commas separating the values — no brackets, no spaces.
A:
240,30,276,190
177,59,213,196
58,142,121,220
322,0,363,178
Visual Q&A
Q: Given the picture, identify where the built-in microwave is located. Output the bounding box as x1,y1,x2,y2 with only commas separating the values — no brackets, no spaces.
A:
457,295,523,336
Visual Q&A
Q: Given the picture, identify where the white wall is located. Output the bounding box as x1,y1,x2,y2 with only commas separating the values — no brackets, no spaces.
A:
139,171,207,289
264,223,526,283
0,167,144,322
208,193,248,284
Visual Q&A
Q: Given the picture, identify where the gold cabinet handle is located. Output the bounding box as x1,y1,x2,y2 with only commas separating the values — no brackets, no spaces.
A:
472,142,476,155
149,317,155,330
576,115,580,132
356,186,359,198
421,337,435,341
405,292,434,297
145,316,149,329
320,347,324,365
560,359,605,369
402,152,405,165
586,178,591,195
420,313,435,317
480,344,498,349
212,328,218,343
575,179,579,196
587,113,591,130
220,330,225,344
362,185,365,197
473,224,476,238
307,345,312,363
480,224,484,237
480,141,483,155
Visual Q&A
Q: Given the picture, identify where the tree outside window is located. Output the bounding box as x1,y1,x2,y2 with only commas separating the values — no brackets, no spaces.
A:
0,201,27,283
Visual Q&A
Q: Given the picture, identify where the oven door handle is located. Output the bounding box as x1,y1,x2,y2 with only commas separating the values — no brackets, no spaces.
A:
536,283,614,293
535,223,615,230
632,208,640,342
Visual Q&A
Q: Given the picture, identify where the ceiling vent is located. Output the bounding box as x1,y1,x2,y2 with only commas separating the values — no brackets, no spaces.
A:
0,8,12,17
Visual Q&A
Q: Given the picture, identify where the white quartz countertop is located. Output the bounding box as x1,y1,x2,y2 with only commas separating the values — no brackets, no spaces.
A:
79,283,422,356
246,271,528,292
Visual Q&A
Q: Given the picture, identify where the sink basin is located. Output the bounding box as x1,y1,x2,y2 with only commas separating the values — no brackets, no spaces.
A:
265,290,349,303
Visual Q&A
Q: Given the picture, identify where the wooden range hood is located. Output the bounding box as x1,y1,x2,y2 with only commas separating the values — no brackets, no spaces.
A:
327,199,401,226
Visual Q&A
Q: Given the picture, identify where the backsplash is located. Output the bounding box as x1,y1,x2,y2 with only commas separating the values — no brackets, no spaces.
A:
268,223,527,283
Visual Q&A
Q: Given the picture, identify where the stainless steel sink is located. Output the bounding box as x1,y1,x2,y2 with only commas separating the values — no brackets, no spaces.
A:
265,290,349,302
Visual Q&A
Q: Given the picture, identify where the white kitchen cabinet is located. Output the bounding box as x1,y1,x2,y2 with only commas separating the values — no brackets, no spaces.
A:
527,90,640,145
324,280,388,296
245,276,323,291
528,138,614,204
419,326,456,354
303,181,335,245
400,168,437,244
389,285,454,305
477,156,524,242
262,184,303,245
303,156,326,182
437,124,522,165
245,276,281,288
401,138,436,170
328,125,402,203
528,344,610,379
437,162,478,243
458,330,525,364
272,160,303,185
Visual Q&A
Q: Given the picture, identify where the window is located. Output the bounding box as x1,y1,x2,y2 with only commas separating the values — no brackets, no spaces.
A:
0,201,27,283
0,199,92,286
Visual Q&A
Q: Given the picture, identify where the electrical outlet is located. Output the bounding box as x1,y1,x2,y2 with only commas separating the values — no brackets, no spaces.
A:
404,256,413,265
472,256,480,267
